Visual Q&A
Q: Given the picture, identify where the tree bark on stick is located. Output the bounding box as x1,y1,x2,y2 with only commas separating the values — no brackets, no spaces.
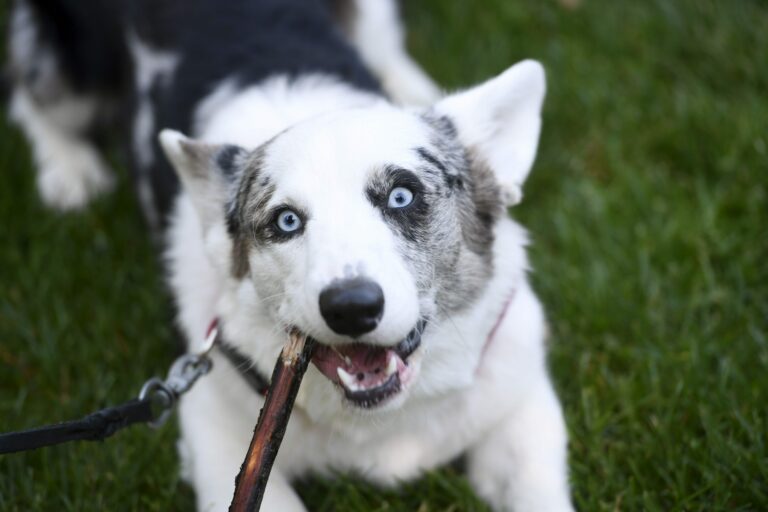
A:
229,330,316,512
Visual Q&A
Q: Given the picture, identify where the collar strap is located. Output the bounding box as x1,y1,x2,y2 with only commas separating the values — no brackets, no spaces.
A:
476,289,516,375
207,319,270,396
211,286,515,396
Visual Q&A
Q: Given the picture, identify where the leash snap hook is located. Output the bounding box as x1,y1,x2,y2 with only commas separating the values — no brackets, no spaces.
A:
138,353,213,428
138,320,219,428
139,377,175,428
166,353,213,396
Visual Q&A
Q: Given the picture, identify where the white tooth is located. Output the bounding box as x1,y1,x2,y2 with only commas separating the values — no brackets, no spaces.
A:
336,367,359,391
332,346,352,366
385,354,398,377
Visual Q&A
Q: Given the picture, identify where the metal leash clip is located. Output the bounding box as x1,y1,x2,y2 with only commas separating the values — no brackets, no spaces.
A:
138,321,219,427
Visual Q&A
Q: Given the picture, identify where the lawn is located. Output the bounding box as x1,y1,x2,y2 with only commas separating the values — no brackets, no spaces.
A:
1,0,767,510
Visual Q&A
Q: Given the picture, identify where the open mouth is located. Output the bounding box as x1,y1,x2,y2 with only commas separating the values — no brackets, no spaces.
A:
311,319,426,408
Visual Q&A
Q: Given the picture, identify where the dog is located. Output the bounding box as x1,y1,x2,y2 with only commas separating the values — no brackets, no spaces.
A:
7,0,574,510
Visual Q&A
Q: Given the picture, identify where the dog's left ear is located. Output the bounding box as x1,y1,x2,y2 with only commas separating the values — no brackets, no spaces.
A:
159,129,247,229
434,60,546,206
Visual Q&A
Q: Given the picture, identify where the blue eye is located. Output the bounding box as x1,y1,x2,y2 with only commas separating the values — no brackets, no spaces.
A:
276,209,302,233
387,187,414,208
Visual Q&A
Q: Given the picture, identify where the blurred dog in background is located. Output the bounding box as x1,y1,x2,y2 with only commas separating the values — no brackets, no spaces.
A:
7,1,574,510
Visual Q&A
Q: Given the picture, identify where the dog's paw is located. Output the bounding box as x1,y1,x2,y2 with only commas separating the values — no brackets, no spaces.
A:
469,465,575,512
36,149,114,211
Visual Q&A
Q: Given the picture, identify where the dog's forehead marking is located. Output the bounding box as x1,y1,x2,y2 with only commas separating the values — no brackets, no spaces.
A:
263,106,432,197
229,106,443,282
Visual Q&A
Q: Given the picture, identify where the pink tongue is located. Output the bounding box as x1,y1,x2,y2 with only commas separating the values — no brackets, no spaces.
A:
312,344,393,385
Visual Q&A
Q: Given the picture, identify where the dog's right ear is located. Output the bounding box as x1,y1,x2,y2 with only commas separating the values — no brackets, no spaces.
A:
159,129,247,229
434,60,546,206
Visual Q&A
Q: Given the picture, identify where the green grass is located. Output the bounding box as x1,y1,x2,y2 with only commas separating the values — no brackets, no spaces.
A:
1,0,767,510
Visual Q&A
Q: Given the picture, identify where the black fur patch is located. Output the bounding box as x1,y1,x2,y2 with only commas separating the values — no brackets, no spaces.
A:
416,146,465,191
225,146,271,278
327,0,356,34
20,0,129,96
231,236,251,279
366,166,431,244
215,145,246,179
420,112,502,257
422,112,458,141
128,0,383,226
227,149,263,236
461,151,503,256
415,147,448,174
18,0,384,230
382,111,505,316
225,141,316,276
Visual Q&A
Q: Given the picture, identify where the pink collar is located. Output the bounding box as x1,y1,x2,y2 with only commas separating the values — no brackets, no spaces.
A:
476,289,516,375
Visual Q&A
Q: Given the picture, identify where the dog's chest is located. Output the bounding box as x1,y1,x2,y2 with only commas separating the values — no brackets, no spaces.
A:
274,382,499,481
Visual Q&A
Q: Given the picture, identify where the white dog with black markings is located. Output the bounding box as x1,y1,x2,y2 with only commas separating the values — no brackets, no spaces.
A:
8,0,574,510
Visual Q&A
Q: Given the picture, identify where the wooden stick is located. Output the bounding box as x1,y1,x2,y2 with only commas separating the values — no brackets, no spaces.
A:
229,330,316,512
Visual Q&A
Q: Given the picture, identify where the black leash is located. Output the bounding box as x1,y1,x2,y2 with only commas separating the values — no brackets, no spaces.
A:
0,319,270,455
0,399,155,455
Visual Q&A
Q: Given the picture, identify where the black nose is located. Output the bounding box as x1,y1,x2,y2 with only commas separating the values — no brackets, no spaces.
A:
319,278,385,337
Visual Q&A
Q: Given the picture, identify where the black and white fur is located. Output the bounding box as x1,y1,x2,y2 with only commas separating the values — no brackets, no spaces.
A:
8,1,574,510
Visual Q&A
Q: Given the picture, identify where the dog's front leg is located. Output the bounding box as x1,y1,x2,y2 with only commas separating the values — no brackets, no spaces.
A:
180,419,307,512
191,463,305,512
467,379,574,512
178,377,307,512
